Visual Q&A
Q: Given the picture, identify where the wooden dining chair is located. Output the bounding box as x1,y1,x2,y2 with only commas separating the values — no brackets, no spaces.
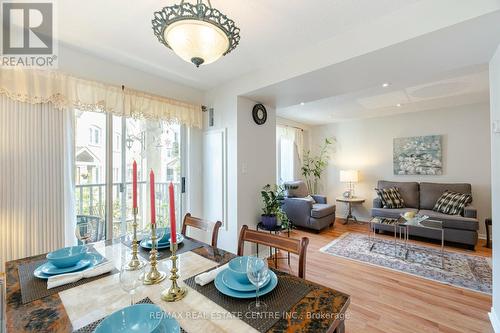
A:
237,225,309,279
181,213,222,247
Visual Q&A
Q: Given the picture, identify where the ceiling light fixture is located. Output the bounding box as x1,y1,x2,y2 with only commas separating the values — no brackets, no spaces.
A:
152,0,241,67
396,103,402,107
382,82,391,88
300,102,305,106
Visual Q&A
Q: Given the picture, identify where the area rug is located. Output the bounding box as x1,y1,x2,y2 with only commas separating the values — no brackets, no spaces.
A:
320,232,491,294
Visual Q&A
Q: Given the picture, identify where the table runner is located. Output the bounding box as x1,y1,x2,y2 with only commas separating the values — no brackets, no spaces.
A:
122,237,205,260
184,269,313,333
18,248,118,304
73,297,187,333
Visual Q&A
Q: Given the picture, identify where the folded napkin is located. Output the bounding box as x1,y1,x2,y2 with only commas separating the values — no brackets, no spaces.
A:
194,263,229,286
47,261,115,289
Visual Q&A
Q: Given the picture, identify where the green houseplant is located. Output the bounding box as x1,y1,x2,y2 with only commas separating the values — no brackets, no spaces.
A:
301,138,334,194
260,184,290,229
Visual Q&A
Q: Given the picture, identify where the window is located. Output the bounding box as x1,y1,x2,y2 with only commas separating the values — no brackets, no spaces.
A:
278,138,294,183
89,125,102,146
74,110,185,240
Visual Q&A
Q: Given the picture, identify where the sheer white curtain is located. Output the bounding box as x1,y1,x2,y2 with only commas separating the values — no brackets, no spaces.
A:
276,125,304,183
0,95,75,271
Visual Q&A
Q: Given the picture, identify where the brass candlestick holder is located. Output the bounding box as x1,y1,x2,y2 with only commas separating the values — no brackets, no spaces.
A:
143,223,166,285
161,242,187,302
125,207,144,271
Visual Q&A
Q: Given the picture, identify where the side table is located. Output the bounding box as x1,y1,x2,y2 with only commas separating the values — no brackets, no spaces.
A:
256,222,291,268
336,197,365,224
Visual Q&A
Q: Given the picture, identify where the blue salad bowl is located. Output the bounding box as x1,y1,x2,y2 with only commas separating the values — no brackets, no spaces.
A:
94,304,163,333
227,256,251,284
46,245,88,268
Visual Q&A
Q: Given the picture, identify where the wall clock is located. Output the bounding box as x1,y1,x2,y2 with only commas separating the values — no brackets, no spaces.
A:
252,104,267,125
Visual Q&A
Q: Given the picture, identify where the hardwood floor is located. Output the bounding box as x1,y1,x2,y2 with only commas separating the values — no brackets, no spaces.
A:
275,220,492,333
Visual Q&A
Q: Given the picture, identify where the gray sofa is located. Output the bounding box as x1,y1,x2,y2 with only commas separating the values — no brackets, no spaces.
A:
371,181,479,249
282,181,336,232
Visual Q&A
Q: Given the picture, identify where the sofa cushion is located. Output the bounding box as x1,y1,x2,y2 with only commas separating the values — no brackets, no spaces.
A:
419,209,479,231
311,204,335,219
284,180,309,198
433,191,472,215
371,207,418,219
419,182,471,210
375,187,405,208
378,181,419,208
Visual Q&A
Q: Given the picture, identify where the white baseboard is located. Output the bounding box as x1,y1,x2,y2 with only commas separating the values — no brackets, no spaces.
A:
490,307,500,332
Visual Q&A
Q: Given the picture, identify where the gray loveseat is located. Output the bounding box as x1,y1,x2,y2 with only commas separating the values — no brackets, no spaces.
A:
282,181,336,232
371,181,479,249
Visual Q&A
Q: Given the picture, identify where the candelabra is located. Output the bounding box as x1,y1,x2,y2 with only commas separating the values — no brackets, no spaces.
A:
125,208,144,271
143,223,166,285
161,242,187,302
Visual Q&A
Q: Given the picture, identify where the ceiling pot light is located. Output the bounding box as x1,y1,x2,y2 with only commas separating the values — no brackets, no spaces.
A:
300,102,305,106
382,82,391,88
396,103,402,107
152,0,240,67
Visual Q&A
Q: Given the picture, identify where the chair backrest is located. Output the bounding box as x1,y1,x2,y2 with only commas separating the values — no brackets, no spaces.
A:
76,215,105,244
181,213,222,247
237,225,309,279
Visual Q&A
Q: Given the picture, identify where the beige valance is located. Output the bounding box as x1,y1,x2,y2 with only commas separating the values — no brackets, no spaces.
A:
0,68,202,128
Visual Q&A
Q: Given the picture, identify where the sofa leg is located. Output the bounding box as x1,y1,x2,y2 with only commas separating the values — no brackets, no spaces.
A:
468,245,475,251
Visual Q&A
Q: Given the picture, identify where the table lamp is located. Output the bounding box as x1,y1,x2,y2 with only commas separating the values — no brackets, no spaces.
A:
340,170,359,198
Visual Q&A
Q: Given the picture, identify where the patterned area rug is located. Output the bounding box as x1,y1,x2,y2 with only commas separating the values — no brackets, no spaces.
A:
320,232,491,294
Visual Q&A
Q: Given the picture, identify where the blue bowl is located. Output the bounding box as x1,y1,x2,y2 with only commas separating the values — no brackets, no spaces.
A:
94,304,163,333
228,256,251,284
46,246,87,268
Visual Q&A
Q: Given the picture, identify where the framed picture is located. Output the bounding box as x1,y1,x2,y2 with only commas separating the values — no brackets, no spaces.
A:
393,135,442,175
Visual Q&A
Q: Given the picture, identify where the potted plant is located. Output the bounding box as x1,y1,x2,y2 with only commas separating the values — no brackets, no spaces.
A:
260,184,289,229
301,138,334,194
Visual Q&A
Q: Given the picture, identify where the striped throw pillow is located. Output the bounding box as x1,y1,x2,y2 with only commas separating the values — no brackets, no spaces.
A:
433,191,472,215
375,187,405,209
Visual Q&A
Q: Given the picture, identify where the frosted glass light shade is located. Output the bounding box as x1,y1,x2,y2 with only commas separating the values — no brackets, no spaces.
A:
339,170,359,183
164,20,230,66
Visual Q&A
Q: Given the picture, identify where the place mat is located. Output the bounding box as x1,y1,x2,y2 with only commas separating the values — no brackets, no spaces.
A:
122,236,205,261
184,269,313,333
73,297,186,333
18,248,118,304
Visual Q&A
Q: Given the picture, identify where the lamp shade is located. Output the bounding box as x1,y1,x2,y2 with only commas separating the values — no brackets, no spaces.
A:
164,20,230,66
339,170,359,183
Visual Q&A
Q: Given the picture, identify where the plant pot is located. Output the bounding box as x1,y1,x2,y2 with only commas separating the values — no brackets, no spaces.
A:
261,214,277,229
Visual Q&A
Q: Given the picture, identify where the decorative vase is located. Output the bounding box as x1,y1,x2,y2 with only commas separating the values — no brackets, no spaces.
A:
261,214,277,228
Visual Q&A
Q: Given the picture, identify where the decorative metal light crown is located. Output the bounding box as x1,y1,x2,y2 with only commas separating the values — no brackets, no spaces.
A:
152,0,240,67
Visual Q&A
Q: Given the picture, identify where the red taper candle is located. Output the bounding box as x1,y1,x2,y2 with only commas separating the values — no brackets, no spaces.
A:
132,160,137,209
168,182,176,243
150,170,155,225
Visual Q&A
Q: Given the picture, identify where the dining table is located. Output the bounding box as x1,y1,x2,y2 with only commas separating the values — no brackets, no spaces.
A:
5,236,350,333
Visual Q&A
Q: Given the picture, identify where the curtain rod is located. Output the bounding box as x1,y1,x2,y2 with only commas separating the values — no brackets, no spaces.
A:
279,124,304,132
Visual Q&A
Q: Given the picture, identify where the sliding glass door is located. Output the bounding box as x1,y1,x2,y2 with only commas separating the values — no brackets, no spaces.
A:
75,110,184,241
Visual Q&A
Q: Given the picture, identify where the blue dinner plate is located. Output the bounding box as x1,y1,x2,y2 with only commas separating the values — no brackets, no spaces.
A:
40,258,91,275
94,304,163,333
214,270,278,299
34,252,105,279
221,268,271,292
157,311,181,333
140,234,184,250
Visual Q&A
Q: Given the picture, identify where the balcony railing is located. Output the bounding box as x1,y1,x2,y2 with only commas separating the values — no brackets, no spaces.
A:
75,181,181,237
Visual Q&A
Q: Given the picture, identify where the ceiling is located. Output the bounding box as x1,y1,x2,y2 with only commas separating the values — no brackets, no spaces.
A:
243,10,500,125
58,0,422,90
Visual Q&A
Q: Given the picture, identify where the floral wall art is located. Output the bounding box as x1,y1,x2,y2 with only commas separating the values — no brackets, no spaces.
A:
393,135,443,175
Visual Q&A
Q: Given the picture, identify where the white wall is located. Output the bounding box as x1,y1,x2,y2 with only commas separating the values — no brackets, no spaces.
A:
489,45,500,332
309,104,492,237
237,97,276,232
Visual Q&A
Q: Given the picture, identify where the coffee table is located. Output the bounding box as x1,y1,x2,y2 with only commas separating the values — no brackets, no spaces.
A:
369,216,445,269
400,218,444,269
